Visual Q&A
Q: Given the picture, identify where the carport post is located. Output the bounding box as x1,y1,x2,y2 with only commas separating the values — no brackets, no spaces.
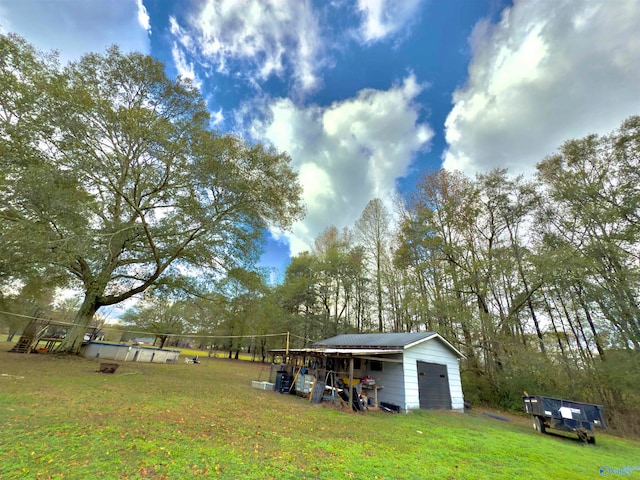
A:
285,332,289,356
348,357,354,411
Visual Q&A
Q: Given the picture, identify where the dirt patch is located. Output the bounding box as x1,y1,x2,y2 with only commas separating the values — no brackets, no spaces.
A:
468,406,531,427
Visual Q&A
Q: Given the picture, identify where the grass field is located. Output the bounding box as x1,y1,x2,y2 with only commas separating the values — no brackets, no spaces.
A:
0,341,638,479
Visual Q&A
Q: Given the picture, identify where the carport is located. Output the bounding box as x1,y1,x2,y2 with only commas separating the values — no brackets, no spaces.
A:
271,332,465,412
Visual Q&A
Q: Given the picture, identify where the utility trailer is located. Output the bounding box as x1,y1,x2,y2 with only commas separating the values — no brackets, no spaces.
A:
523,395,607,444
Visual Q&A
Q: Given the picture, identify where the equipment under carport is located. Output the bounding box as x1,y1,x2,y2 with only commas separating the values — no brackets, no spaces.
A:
275,371,292,393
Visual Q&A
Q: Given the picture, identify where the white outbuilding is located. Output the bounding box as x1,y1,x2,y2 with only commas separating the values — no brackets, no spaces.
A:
277,332,465,412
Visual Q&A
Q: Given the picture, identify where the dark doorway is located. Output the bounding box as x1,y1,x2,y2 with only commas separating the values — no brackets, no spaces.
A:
417,361,451,410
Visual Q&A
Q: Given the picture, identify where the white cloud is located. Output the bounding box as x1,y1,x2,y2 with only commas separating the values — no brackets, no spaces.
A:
0,0,150,63
173,0,324,95
136,0,151,33
210,108,224,128
169,16,194,51
0,4,11,32
356,0,423,43
247,75,433,254
443,0,640,178
171,42,202,89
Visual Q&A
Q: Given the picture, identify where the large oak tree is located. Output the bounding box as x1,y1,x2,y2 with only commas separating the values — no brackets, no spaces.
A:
0,35,304,353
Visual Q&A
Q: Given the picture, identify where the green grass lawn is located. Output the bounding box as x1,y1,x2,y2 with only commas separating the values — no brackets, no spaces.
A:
0,341,638,479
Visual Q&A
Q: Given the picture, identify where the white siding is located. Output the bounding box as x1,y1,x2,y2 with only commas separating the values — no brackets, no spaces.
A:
81,342,180,364
402,338,464,412
363,354,405,409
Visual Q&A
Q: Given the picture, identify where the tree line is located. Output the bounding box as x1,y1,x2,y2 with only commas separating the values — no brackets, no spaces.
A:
276,116,639,434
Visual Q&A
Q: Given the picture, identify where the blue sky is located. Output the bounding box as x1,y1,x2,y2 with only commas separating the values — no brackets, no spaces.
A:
2,0,639,283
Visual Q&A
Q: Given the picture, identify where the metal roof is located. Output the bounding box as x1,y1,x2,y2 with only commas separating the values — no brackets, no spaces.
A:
313,332,436,348
270,348,403,356
311,332,465,359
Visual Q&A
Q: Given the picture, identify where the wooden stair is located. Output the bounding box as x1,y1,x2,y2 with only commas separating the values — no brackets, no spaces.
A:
9,319,50,353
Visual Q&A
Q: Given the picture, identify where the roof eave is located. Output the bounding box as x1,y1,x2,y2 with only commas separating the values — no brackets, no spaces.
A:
403,333,466,359
270,347,403,356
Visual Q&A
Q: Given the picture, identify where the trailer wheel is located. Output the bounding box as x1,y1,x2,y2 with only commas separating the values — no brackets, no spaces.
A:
587,436,596,445
577,431,588,443
532,416,546,434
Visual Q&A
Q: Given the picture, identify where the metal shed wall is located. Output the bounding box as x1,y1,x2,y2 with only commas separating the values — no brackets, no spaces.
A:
402,337,464,411
363,354,405,408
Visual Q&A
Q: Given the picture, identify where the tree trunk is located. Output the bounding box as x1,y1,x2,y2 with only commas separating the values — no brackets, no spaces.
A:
377,254,383,332
542,292,565,355
55,295,98,354
6,328,17,342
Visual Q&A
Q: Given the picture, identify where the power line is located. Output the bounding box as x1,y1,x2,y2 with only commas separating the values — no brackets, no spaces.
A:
0,310,292,341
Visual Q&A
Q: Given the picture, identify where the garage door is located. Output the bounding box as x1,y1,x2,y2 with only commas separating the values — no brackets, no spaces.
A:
417,361,451,410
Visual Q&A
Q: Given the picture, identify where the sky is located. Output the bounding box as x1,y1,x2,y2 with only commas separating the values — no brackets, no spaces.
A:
2,0,640,283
